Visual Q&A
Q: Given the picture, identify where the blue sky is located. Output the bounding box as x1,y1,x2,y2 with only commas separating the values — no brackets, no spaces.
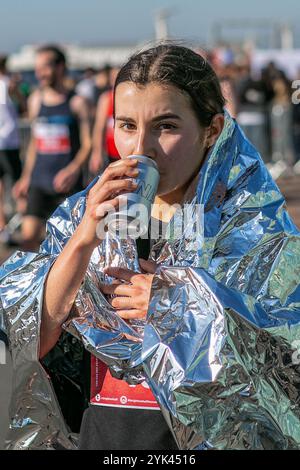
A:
1,0,300,52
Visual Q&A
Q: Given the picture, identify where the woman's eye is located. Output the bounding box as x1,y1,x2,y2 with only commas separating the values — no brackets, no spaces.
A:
156,123,177,130
120,122,136,130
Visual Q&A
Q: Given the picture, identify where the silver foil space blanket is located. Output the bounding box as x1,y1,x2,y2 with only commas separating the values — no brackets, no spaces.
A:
1,113,300,450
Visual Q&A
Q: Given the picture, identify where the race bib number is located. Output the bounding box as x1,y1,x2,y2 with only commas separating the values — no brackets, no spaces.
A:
34,122,71,154
90,355,160,410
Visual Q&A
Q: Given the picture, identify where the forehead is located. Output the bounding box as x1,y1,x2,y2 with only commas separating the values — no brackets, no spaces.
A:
35,51,55,67
114,82,191,115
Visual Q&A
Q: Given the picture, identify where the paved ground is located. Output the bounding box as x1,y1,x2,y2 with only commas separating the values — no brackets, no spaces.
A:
0,176,299,449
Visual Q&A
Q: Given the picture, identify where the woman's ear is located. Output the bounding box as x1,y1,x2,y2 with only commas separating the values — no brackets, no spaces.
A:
206,113,225,148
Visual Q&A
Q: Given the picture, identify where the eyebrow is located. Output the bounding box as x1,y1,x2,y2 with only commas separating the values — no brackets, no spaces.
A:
115,113,182,123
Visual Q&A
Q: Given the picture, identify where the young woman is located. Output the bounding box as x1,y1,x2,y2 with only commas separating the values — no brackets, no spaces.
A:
1,44,300,451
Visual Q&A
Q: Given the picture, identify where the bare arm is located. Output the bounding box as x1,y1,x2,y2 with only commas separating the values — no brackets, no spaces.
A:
21,135,36,178
89,91,110,174
221,79,238,119
39,157,139,359
22,90,41,176
69,95,92,171
39,223,95,359
12,90,41,198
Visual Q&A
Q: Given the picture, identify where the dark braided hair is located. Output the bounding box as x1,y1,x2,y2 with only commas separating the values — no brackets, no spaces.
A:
114,44,225,127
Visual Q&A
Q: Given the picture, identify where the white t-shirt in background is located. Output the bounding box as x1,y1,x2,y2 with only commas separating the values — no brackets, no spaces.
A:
0,75,19,150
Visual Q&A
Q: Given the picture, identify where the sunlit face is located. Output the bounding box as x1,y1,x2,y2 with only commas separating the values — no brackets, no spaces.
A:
35,52,63,88
114,82,209,196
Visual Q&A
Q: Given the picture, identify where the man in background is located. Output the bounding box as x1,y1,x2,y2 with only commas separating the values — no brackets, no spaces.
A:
0,55,23,238
13,45,91,251
89,66,120,176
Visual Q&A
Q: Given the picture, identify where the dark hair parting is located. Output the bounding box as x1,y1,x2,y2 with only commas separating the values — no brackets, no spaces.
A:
114,43,225,127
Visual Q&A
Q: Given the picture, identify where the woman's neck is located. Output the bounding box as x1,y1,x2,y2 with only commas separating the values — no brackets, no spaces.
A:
158,184,188,205
152,183,190,222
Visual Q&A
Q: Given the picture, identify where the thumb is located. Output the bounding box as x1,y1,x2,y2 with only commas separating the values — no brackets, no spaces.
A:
139,258,158,274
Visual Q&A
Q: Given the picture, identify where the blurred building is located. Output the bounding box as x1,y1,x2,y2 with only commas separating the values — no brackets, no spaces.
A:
7,43,140,72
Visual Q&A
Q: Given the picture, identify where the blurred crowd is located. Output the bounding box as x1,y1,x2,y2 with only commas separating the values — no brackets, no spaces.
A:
211,49,300,178
0,43,299,251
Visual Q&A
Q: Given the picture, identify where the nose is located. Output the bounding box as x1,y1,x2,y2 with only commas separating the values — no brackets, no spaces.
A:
132,127,157,160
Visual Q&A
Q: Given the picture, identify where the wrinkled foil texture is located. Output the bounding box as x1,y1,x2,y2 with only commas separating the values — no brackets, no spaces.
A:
1,113,300,450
